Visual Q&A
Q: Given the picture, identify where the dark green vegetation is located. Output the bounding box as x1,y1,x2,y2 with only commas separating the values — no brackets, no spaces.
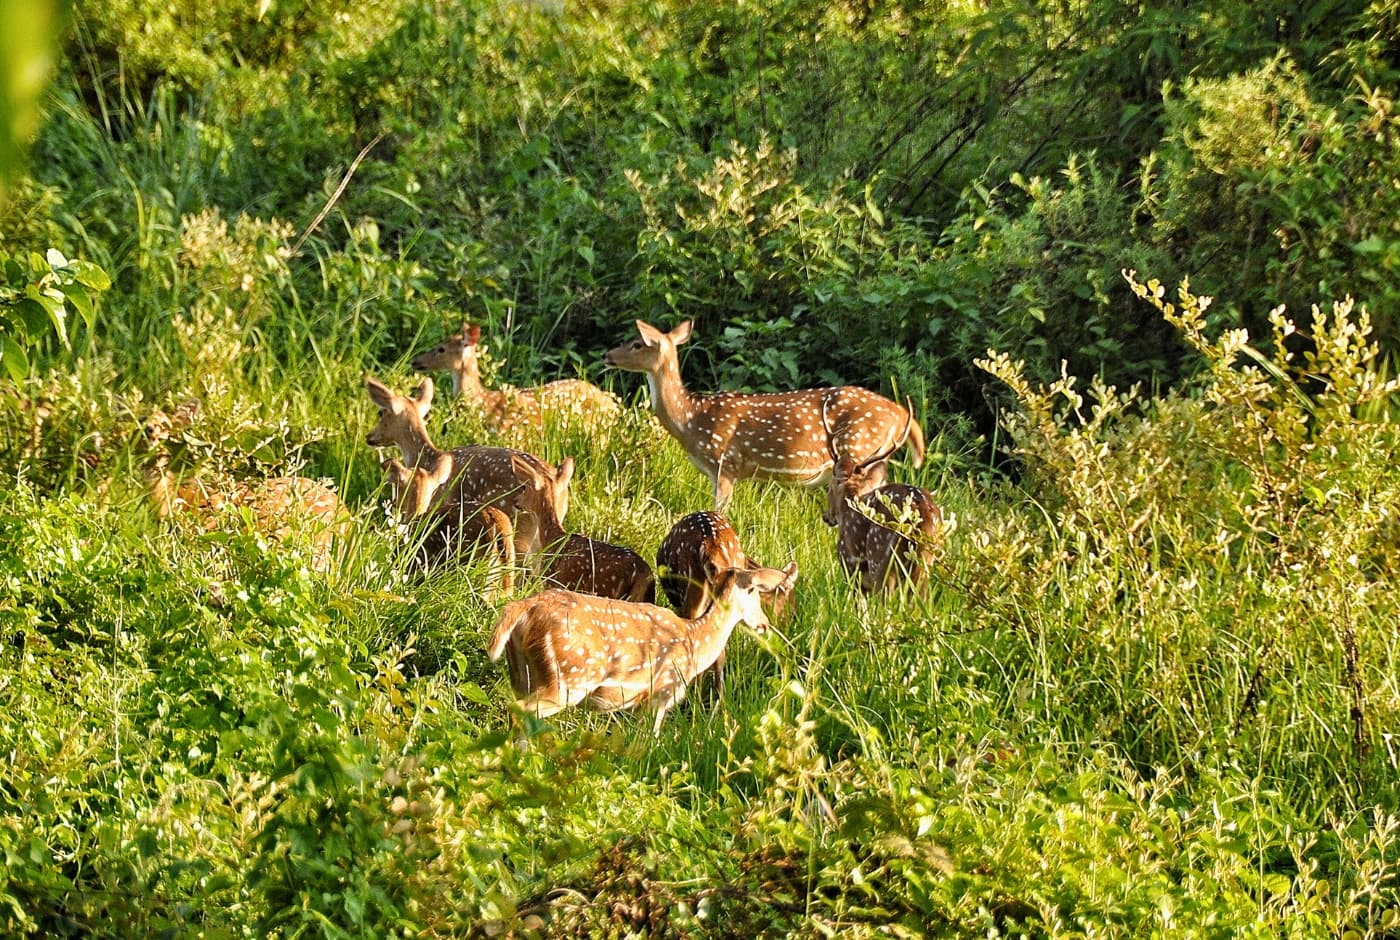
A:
2,0,1399,935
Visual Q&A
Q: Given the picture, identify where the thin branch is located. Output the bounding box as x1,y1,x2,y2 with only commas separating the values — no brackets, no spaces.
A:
292,131,386,255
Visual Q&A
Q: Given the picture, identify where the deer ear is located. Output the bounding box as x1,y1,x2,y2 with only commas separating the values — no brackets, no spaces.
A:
711,566,741,594
671,319,693,345
779,561,799,592
555,456,575,490
636,320,664,346
467,324,481,346
366,377,394,410
412,378,435,416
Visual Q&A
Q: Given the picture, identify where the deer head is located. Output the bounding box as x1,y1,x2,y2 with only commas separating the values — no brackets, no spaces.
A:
603,319,692,374
381,456,453,520
366,376,435,460
821,393,910,526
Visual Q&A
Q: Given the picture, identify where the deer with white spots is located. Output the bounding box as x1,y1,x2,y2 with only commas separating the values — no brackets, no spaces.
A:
143,402,350,573
412,323,622,435
508,454,656,603
486,562,798,732
656,510,795,692
381,456,516,591
821,398,943,594
604,319,925,508
365,375,569,556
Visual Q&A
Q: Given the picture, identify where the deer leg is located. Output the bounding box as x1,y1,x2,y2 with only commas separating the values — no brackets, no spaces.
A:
650,681,689,734
712,473,735,511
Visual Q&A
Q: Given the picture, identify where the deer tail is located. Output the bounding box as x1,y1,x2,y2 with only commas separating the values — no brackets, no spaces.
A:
903,397,927,468
487,600,531,662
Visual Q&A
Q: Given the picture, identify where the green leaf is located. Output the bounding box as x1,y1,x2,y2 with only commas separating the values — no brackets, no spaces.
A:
0,332,29,379
59,282,93,330
65,258,111,291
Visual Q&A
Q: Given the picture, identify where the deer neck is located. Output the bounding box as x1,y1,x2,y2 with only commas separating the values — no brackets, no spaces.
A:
397,417,441,470
836,490,871,550
675,590,746,675
644,355,698,438
534,502,568,549
455,352,487,401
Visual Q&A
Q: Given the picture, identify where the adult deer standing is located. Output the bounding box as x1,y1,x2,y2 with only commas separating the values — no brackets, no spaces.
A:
821,400,942,594
364,376,568,556
508,454,655,603
412,323,621,434
381,456,516,591
487,563,798,732
604,319,925,507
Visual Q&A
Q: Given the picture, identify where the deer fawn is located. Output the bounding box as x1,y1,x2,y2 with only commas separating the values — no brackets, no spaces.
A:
603,319,926,507
381,457,516,591
487,562,798,732
821,399,942,594
365,375,568,557
412,323,622,435
508,453,655,602
656,510,795,693
143,404,349,573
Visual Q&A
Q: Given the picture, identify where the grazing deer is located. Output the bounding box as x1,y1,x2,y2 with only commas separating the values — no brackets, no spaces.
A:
381,457,516,591
487,563,799,732
508,454,655,603
603,319,926,507
656,510,795,693
142,403,350,572
412,323,622,434
821,400,942,594
365,375,568,555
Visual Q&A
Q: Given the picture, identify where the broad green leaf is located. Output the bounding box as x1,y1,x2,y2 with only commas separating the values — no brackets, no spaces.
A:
0,331,29,379
65,258,111,291
59,282,93,329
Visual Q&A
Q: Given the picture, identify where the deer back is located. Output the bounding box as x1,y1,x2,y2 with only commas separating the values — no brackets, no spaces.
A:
544,533,656,602
656,511,748,618
604,319,923,504
835,481,943,593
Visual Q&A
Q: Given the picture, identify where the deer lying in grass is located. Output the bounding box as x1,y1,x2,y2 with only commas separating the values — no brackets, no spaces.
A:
509,453,655,602
365,375,568,556
143,403,350,573
487,562,798,732
381,457,516,592
604,319,926,507
656,510,795,693
821,399,942,594
412,323,622,435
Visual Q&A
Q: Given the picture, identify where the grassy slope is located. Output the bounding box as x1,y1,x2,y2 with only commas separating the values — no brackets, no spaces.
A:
3,332,1398,935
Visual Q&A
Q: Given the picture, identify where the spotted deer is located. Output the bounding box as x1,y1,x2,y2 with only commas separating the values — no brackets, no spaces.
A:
604,319,926,507
365,375,568,556
143,403,350,573
508,453,655,603
412,323,622,434
487,562,798,732
821,400,942,594
381,456,516,591
656,510,795,693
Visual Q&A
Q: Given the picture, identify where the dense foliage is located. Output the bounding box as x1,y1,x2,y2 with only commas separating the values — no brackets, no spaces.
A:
2,0,1399,935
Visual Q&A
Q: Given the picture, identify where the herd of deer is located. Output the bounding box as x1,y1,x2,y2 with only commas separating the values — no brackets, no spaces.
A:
153,318,943,732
